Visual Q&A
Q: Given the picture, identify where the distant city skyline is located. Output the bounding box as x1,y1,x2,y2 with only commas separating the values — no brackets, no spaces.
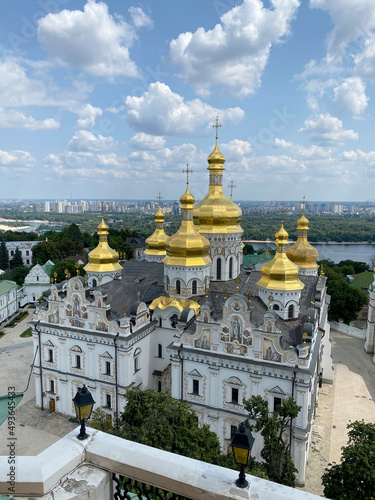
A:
1,1,375,201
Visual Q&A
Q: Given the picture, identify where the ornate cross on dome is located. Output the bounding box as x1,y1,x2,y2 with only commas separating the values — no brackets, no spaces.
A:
157,192,163,206
212,116,222,140
228,180,236,201
301,196,306,214
278,202,288,222
182,164,193,183
100,200,105,217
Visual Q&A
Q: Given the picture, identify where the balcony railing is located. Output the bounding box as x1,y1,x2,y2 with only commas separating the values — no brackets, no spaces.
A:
0,427,323,499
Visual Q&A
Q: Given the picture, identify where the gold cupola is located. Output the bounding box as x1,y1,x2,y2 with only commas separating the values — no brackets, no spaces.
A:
286,202,318,274
144,204,168,260
84,217,122,273
256,221,304,292
193,123,243,235
163,174,211,267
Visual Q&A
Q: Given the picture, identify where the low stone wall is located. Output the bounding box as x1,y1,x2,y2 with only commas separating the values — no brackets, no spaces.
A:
331,321,366,339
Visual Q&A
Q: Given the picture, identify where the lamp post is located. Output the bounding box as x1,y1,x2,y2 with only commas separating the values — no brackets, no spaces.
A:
72,385,95,440
230,422,255,488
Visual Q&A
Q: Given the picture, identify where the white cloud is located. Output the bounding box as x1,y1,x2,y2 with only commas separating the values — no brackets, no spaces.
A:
355,34,375,79
128,7,153,29
37,0,140,79
125,82,244,135
67,130,115,152
130,133,166,150
0,108,59,130
274,137,333,158
333,77,369,116
310,0,375,60
167,0,300,96
0,149,35,167
0,60,47,107
221,140,252,158
76,104,102,129
299,113,358,144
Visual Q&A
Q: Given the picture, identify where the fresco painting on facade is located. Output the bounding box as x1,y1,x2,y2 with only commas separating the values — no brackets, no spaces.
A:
96,312,108,332
263,339,282,362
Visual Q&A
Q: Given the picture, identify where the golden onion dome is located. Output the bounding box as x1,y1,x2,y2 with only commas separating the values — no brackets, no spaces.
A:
144,206,168,256
286,212,318,270
193,140,243,235
84,217,122,273
256,222,304,291
163,183,211,267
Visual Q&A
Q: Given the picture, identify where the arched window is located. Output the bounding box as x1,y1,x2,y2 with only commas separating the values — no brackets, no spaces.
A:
229,257,233,280
92,278,97,288
273,304,280,311
134,347,141,372
176,280,181,294
288,304,294,319
159,317,162,327
216,258,222,280
157,380,162,393
158,343,163,358
192,280,197,295
10,250,14,256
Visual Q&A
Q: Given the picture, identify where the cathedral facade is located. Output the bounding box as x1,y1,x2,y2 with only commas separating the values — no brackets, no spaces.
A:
31,136,332,485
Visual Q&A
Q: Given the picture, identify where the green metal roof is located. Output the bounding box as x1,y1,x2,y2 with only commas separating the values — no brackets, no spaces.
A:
0,280,17,295
351,271,374,291
243,253,273,268
42,260,55,277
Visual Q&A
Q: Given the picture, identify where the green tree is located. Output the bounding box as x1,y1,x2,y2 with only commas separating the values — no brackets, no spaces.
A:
56,238,83,260
0,240,9,271
243,395,301,486
0,266,29,286
11,247,24,268
322,420,375,499
323,267,367,323
65,223,84,244
32,241,60,265
243,244,255,255
50,259,86,283
114,388,223,463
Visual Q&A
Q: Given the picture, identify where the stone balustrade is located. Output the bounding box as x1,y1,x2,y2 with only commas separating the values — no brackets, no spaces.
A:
0,427,324,499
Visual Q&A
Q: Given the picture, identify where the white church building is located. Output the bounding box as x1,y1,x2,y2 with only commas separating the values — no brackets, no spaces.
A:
30,135,332,485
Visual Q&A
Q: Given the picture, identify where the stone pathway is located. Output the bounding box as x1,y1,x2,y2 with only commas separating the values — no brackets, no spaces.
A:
301,330,375,496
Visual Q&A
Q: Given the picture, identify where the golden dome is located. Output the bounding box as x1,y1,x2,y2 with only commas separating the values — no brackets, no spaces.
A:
84,217,122,273
193,140,243,235
256,222,304,291
286,212,318,270
144,206,168,257
163,183,211,267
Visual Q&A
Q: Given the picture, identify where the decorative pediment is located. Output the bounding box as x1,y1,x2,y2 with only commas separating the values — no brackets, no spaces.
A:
269,385,286,395
188,369,202,378
43,340,54,347
100,351,113,359
71,345,82,352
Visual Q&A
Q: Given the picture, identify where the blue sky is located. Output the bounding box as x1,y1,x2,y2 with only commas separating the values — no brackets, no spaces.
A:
1,0,375,202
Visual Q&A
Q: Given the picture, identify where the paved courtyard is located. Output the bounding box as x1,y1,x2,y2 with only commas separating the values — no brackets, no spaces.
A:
301,329,375,496
0,317,374,496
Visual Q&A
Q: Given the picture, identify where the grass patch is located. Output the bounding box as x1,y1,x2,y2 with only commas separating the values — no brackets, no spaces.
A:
20,327,32,338
0,331,4,338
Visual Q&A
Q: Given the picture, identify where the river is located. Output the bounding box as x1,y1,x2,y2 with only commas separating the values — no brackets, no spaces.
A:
246,241,375,265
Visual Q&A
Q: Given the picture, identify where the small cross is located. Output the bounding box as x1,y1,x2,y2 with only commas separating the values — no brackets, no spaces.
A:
182,164,193,183
212,116,222,140
157,192,163,205
301,196,306,214
228,180,236,201
278,202,288,222
100,200,105,217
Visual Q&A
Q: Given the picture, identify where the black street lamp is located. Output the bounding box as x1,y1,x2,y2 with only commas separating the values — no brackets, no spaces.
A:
72,385,95,440
230,422,255,488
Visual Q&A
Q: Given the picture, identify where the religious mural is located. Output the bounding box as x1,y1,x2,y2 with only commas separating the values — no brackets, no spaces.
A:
195,329,210,350
263,339,281,362
230,317,242,342
96,312,108,332
48,307,59,324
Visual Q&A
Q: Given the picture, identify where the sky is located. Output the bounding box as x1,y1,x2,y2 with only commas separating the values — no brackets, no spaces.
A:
1,0,375,202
